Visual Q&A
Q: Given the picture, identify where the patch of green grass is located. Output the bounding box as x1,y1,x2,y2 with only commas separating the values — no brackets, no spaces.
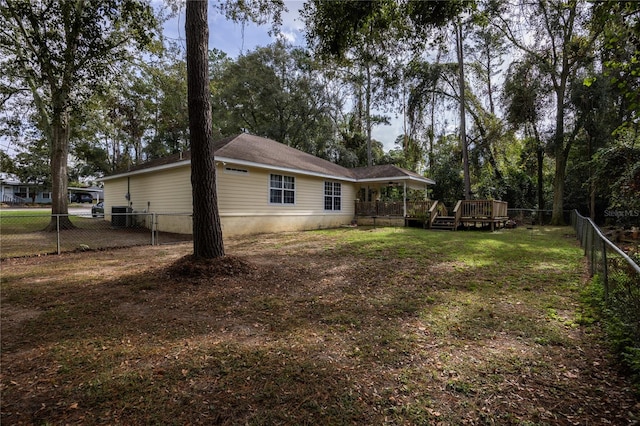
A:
3,226,632,425
0,214,51,233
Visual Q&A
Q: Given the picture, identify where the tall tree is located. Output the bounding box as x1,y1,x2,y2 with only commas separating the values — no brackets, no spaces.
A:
0,0,157,229
503,56,551,211
185,0,224,259
455,19,471,199
493,0,596,224
592,1,640,131
212,41,337,158
303,0,466,169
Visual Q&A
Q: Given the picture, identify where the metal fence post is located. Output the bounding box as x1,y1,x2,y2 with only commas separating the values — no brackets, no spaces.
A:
602,236,609,300
582,217,588,255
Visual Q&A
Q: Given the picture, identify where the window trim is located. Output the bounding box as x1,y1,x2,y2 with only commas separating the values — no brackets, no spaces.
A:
269,173,296,205
324,181,342,212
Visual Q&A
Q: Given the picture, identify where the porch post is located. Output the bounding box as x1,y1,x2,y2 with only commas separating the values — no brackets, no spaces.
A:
403,181,407,217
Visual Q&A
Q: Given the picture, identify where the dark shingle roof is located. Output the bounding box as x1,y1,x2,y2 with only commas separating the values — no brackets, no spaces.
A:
105,134,434,185
351,164,431,181
215,134,354,178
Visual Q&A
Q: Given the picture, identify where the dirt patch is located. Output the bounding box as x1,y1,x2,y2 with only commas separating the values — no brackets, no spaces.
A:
1,229,639,425
165,254,256,280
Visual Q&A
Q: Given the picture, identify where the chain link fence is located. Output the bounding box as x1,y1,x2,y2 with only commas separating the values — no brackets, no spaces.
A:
1,211,192,259
572,209,640,293
572,209,640,381
507,208,554,226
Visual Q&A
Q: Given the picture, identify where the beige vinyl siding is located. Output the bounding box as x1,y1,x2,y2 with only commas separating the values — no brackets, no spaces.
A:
103,166,193,234
216,162,355,235
216,162,355,216
102,166,192,215
128,165,192,213
127,165,192,234
103,162,356,236
102,177,128,218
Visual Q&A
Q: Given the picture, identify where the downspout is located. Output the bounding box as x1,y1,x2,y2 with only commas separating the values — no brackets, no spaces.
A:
126,176,131,205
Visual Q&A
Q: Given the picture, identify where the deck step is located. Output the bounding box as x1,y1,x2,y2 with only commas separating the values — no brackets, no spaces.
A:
430,216,456,230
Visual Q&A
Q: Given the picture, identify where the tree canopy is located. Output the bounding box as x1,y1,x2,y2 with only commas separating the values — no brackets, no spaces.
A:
0,0,158,228
1,0,638,228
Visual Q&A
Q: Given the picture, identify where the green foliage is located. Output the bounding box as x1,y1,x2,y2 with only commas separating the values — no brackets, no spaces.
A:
302,0,466,59
426,134,464,207
0,0,159,216
593,1,640,129
211,41,337,159
0,149,15,174
591,128,640,226
582,272,640,390
144,45,190,159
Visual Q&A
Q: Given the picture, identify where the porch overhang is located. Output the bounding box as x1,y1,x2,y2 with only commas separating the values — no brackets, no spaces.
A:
356,175,435,191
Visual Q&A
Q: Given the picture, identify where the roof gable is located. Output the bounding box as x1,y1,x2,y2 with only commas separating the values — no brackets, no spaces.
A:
102,134,434,186
215,134,354,179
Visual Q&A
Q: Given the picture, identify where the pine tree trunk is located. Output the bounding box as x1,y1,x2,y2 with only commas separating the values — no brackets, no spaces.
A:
533,125,544,212
185,0,225,259
456,21,471,200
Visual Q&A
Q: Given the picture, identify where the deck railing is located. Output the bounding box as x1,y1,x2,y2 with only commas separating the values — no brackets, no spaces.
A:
429,200,447,227
454,200,508,219
3,194,27,206
355,200,432,218
453,200,509,230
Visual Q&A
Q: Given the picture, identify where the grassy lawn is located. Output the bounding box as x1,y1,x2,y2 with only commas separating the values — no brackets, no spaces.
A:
0,212,190,258
1,226,638,424
0,210,51,233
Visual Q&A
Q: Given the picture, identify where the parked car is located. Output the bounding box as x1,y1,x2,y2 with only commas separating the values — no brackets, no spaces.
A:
78,193,94,203
71,193,94,203
91,201,104,217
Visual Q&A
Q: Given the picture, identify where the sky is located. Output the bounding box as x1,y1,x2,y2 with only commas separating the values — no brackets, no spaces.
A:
160,1,403,152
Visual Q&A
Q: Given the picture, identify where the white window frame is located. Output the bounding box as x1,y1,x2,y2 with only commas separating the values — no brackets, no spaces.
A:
324,181,342,211
269,174,295,205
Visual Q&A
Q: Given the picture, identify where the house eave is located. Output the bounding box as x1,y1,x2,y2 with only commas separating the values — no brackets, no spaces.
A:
215,156,357,182
99,157,358,183
99,159,192,182
99,156,434,188
356,176,436,187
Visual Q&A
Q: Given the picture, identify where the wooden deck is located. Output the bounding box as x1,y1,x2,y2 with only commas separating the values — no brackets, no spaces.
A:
430,200,509,231
355,200,509,231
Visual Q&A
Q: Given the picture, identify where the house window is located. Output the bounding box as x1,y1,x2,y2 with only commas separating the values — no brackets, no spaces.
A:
324,182,341,211
41,192,51,199
16,186,29,198
270,174,295,204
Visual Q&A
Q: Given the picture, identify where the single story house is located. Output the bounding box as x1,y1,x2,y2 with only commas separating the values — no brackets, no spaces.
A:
0,173,103,205
100,134,435,236
0,173,52,204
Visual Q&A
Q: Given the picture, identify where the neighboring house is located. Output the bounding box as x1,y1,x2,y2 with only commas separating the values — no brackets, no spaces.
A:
0,173,103,205
1,173,52,204
100,134,435,236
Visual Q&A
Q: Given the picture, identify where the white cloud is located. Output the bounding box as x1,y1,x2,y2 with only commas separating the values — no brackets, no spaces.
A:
278,30,297,44
372,119,403,152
